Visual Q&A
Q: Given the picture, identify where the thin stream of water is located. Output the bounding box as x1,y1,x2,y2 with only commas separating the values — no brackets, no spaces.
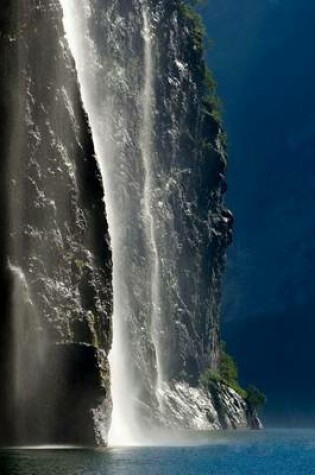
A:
141,6,163,399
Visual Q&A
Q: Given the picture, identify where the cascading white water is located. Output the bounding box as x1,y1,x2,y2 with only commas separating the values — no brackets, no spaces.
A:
61,1,132,446
61,0,164,445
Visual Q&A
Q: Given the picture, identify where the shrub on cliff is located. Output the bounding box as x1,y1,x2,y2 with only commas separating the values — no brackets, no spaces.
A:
245,385,267,410
200,342,267,410
179,1,222,124
200,344,246,398
200,368,221,386
219,346,238,384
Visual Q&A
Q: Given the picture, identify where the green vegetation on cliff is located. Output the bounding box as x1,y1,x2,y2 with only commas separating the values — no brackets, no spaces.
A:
200,343,267,411
200,343,247,398
246,385,267,409
179,0,222,124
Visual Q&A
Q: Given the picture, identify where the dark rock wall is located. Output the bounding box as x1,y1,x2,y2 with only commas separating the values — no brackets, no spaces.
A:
0,0,112,445
0,2,17,447
152,1,232,382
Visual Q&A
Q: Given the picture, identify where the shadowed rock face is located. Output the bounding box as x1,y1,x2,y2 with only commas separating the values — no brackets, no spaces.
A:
0,0,112,445
153,1,233,381
7,342,110,445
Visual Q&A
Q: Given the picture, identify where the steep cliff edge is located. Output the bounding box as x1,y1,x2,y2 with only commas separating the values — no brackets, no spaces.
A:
0,0,112,445
153,0,232,381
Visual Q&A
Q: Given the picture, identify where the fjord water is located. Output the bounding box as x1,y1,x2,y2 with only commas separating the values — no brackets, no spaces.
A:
1,430,315,474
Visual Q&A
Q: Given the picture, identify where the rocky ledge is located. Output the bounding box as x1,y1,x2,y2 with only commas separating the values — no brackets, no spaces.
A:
162,381,262,431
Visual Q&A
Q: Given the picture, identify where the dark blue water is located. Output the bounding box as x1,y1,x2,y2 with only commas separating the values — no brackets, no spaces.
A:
1,430,315,475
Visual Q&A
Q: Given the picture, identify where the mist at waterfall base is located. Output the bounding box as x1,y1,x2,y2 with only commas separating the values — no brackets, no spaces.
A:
203,0,315,426
2,430,315,475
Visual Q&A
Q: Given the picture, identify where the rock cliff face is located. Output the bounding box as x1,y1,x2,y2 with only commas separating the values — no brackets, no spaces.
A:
153,1,233,381
149,2,259,430
0,0,112,445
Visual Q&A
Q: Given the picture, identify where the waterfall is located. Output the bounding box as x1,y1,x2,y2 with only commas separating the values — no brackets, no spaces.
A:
60,0,163,445
60,0,229,446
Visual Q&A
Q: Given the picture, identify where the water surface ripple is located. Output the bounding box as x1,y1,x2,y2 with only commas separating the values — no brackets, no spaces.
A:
1,430,315,475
